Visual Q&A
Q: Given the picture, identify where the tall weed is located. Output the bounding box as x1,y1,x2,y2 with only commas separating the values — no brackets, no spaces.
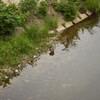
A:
45,15,58,30
85,0,100,12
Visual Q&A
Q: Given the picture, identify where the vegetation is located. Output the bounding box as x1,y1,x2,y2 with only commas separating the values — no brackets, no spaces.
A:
52,1,78,21
45,15,58,30
0,2,29,36
0,1,58,68
85,0,100,12
19,0,37,13
36,1,48,18
0,21,51,68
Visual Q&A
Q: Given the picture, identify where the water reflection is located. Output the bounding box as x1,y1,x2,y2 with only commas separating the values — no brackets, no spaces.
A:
0,68,22,88
59,15,99,51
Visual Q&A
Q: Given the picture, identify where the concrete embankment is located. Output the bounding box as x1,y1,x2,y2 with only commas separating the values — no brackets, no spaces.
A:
56,10,92,33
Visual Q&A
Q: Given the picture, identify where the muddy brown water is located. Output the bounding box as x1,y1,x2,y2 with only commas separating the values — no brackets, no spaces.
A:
0,15,100,100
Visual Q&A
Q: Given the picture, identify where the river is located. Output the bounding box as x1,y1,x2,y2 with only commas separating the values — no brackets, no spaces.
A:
0,15,100,100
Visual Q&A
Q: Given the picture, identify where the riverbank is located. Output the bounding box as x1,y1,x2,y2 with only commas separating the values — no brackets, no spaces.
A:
0,0,99,83
0,13,97,87
0,14,99,88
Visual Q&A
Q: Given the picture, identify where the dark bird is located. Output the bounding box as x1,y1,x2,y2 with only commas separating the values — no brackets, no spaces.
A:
49,48,54,56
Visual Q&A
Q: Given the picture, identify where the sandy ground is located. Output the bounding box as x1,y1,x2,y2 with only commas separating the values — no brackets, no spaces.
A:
2,0,46,5
2,0,21,5
2,0,60,5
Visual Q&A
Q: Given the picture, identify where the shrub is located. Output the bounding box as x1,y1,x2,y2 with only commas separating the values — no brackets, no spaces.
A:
0,3,29,36
19,0,37,13
0,4,17,36
36,1,48,18
68,0,86,14
52,2,78,21
52,2,66,13
64,2,78,21
85,0,100,12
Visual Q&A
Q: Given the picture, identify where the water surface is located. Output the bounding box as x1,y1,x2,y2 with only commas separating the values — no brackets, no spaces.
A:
0,15,100,100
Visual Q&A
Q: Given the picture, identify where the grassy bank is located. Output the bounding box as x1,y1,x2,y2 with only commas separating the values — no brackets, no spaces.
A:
0,0,58,68
0,20,58,68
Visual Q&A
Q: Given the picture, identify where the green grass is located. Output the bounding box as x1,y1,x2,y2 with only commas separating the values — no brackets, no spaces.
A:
85,0,100,12
52,1,78,21
0,36,32,67
0,21,51,68
36,1,48,18
19,0,37,13
45,15,58,30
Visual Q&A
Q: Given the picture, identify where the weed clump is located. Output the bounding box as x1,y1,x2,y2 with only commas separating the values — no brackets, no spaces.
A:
45,15,58,30
52,1,78,21
19,0,37,13
0,2,29,36
0,21,50,68
85,0,100,13
36,1,48,18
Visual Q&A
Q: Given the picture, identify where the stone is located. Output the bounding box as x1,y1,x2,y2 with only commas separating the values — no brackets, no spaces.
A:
4,69,8,72
18,64,21,68
5,76,8,79
86,10,92,16
34,55,37,58
56,26,66,32
79,14,88,20
73,17,82,24
15,69,19,73
49,30,55,34
65,21,73,28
